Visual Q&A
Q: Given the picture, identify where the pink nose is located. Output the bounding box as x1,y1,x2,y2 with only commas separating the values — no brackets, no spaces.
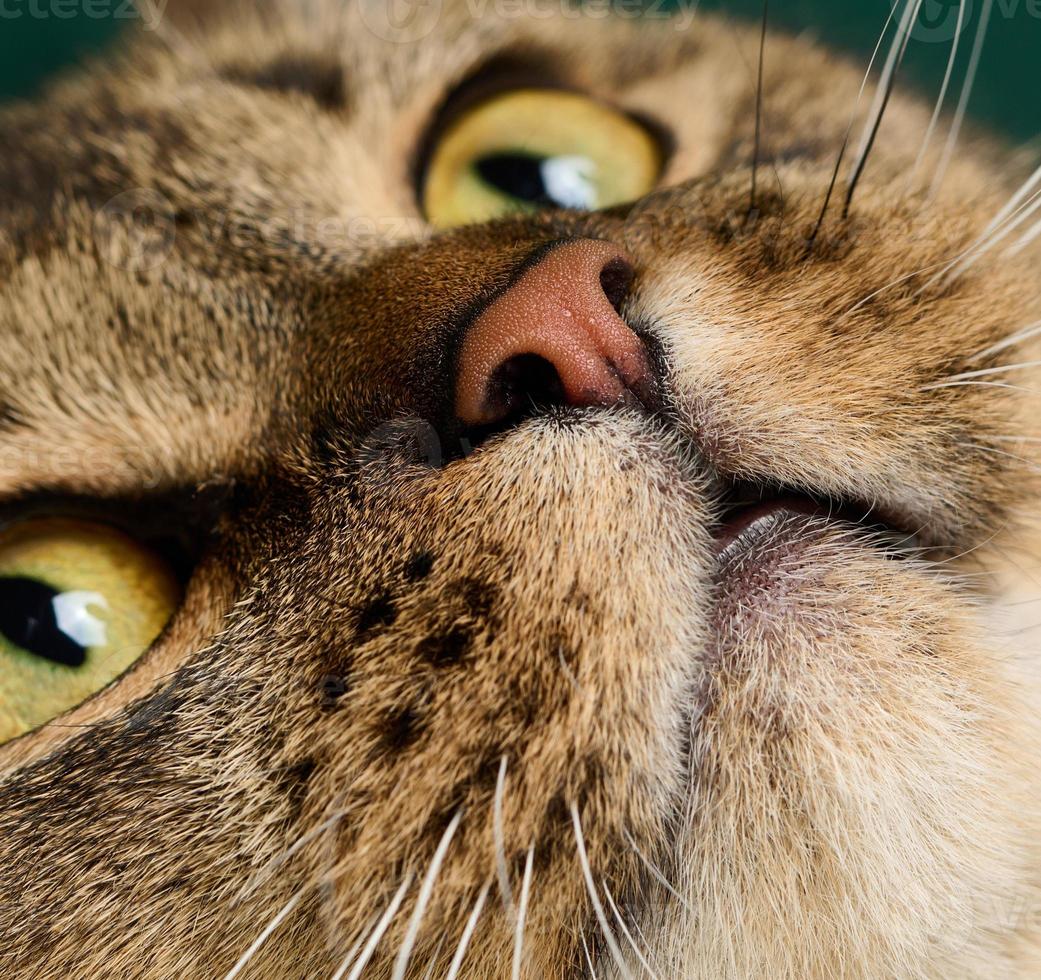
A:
455,240,653,427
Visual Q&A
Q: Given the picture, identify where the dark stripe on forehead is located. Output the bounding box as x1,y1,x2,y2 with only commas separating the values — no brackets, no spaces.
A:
0,400,28,435
221,55,350,113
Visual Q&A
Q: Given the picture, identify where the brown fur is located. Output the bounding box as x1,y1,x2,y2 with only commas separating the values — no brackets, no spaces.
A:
1,1,1040,977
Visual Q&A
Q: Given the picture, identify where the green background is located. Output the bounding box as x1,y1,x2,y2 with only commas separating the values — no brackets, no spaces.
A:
0,1,1038,141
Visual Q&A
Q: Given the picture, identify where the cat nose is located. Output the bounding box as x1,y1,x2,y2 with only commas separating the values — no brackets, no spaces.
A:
454,239,653,427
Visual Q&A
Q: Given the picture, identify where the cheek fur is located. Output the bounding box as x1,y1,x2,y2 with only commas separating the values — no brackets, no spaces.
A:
636,528,1041,978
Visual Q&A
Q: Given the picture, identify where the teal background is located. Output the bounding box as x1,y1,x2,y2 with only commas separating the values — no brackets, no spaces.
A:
0,1,1038,140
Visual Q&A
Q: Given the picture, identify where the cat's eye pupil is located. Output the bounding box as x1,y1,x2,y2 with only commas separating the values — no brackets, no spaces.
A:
0,576,88,668
474,152,598,211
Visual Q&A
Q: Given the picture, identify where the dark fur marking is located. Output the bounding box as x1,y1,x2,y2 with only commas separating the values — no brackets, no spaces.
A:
418,624,471,668
383,705,423,751
456,577,497,619
156,876,190,896
404,550,435,582
222,56,348,112
0,399,27,433
276,758,319,821
319,672,351,707
536,792,571,871
356,593,397,636
471,752,506,794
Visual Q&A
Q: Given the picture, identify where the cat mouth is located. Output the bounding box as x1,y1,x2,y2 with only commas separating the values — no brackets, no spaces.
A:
451,397,925,558
711,477,923,558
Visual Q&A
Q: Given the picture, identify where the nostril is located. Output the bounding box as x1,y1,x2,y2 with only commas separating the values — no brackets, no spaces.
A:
453,238,653,438
599,256,635,312
490,353,567,419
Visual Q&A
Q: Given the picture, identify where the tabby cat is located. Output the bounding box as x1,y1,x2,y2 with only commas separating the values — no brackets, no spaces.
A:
1,0,1040,976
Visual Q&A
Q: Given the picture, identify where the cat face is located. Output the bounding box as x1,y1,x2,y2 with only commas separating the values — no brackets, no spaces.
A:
2,1,1041,976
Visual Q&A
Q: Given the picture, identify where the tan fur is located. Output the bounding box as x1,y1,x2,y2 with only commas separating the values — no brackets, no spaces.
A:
1,1,1040,977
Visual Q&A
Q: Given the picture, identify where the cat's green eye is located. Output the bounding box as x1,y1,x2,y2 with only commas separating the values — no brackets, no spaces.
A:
0,518,180,745
422,89,662,229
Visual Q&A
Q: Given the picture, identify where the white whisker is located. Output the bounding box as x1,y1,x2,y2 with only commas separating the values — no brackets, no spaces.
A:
930,0,994,197
845,0,922,208
919,167,1041,293
582,935,600,979
420,935,447,980
328,917,378,980
842,260,946,319
602,881,661,980
978,163,1041,243
909,0,967,185
445,881,491,980
571,803,634,980
332,875,414,980
511,847,536,980
808,0,899,240
922,360,1041,388
224,888,305,980
495,757,516,917
622,830,693,914
919,380,1041,395
958,442,1041,477
236,809,346,902
1007,212,1041,255
972,320,1041,362
942,185,1041,281
390,811,463,980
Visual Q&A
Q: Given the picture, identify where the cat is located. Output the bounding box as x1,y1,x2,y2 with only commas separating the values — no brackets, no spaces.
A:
1,0,1041,976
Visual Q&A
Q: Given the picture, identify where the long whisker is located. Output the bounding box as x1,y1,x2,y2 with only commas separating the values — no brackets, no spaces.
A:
602,881,662,980
331,875,414,980
918,380,1041,395
749,0,769,216
571,803,634,980
971,320,1041,362
929,0,995,198
957,442,1041,477
844,0,924,217
622,830,693,914
511,847,536,980
806,1,899,250
236,808,347,902
840,259,948,320
922,360,1041,388
1006,211,1041,255
445,881,491,980
224,888,306,980
909,0,967,185
420,936,447,980
847,181,1041,315
582,935,600,979
329,915,379,980
495,756,516,917
390,811,463,980
979,163,1041,242
939,185,1041,283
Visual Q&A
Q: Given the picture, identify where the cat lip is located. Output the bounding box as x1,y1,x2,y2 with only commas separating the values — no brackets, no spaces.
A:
710,478,921,555
444,401,925,553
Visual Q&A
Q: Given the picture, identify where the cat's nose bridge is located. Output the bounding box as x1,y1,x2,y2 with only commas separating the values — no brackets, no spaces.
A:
454,239,654,427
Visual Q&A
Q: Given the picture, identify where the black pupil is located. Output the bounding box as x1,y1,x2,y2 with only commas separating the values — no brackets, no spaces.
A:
475,153,559,207
0,576,87,668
